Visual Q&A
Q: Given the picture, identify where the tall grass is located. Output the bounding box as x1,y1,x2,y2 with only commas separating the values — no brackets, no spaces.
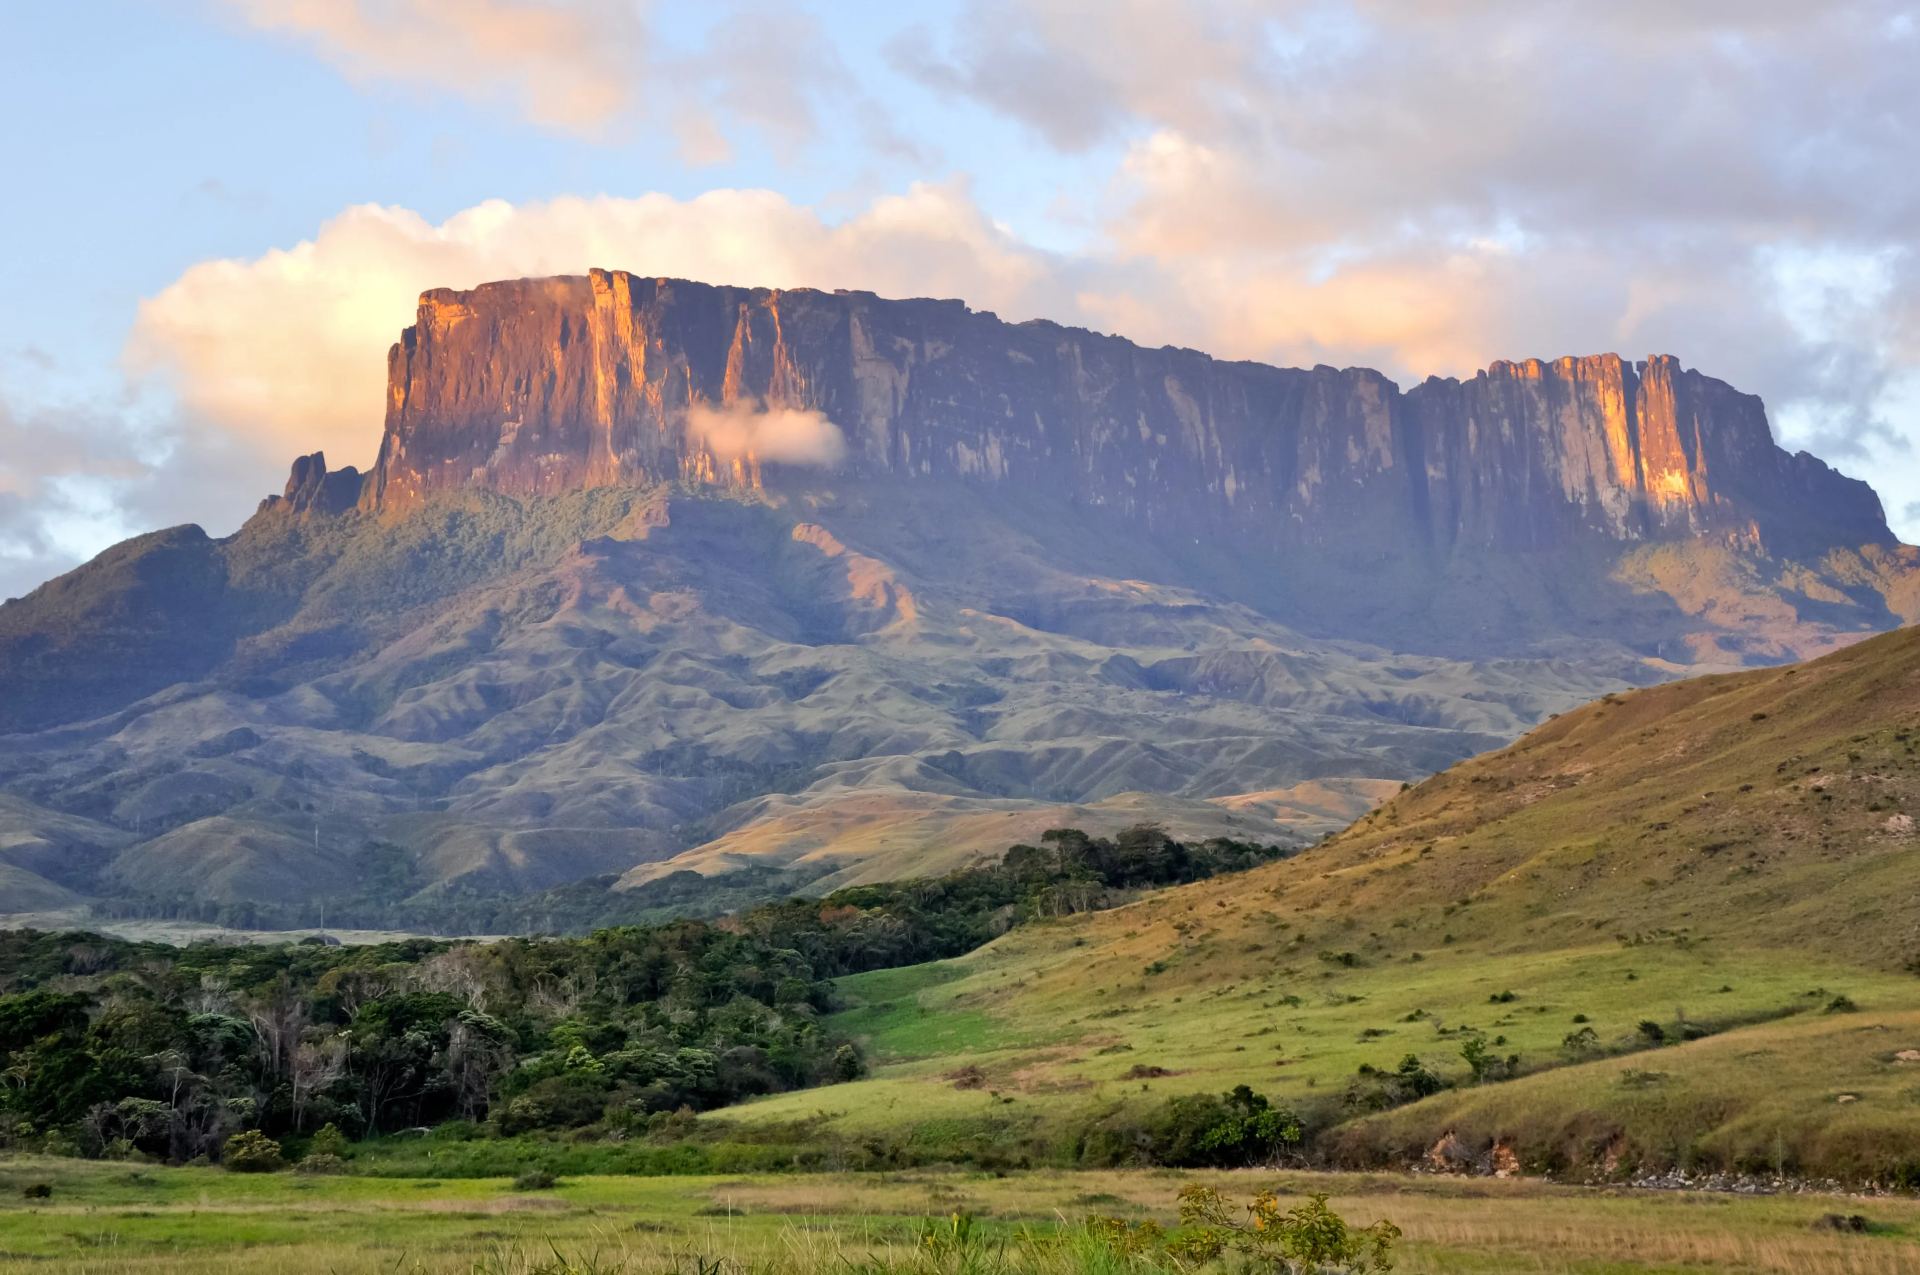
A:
4,1161,1918,1275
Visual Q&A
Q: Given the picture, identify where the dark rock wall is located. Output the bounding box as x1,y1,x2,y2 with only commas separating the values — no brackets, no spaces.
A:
361,270,1890,556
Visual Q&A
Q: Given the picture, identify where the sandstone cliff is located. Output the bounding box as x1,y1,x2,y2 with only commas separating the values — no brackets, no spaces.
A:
362,271,1888,558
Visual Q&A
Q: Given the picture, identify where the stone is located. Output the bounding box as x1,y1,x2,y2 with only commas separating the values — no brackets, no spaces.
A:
270,452,363,517
362,271,1891,561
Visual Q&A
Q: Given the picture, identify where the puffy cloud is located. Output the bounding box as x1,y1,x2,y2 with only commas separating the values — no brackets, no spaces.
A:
689,401,846,467
218,0,649,135
216,0,853,155
127,184,1063,472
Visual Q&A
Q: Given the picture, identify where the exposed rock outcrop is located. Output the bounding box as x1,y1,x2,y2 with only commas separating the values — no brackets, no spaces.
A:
260,452,362,518
363,271,1889,558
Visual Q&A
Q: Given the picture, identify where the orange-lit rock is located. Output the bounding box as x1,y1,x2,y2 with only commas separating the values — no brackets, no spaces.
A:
361,271,1890,560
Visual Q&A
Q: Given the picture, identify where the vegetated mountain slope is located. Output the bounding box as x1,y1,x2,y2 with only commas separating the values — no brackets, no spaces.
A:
0,483,1621,922
721,624,1920,1181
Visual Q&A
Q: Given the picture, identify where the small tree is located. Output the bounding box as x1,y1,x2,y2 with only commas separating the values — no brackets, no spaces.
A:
1170,1185,1401,1274
223,1129,286,1173
1461,1035,1520,1084
308,1122,349,1159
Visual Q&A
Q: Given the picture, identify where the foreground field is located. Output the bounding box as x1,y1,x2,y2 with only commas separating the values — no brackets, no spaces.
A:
1,1158,1917,1275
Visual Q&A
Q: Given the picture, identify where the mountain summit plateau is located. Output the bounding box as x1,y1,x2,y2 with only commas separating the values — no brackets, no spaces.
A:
361,271,1881,560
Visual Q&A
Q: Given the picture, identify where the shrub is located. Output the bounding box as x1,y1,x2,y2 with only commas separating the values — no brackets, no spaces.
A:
1084,1215,1166,1259
513,1169,558,1190
1146,1085,1302,1167
1461,1035,1520,1084
1345,1055,1444,1112
21,1183,50,1200
1171,1185,1400,1274
308,1123,349,1158
296,1153,347,1175
1637,1020,1667,1046
223,1129,286,1173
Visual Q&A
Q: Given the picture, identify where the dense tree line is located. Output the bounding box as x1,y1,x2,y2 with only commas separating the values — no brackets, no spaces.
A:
0,827,1285,1163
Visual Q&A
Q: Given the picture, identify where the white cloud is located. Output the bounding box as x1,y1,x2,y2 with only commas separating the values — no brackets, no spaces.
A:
215,0,854,156
218,0,649,136
689,401,846,468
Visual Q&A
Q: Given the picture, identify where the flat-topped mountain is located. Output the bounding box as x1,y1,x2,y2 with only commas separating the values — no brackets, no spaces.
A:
0,272,1912,927
366,271,1883,560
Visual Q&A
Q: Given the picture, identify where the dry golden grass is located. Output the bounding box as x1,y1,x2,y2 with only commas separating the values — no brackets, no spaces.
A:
3,1161,1916,1275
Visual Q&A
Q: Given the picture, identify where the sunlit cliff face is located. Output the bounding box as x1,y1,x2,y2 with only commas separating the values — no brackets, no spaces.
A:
355,271,1883,560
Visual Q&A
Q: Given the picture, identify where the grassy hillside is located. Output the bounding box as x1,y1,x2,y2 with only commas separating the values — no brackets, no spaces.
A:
720,624,1920,1181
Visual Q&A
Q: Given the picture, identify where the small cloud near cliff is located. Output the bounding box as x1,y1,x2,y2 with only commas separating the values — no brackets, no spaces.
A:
688,401,846,467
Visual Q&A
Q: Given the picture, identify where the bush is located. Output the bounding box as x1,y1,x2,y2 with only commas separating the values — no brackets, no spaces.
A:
1147,1085,1302,1167
1345,1055,1444,1113
1461,1035,1520,1084
21,1183,50,1200
513,1169,558,1190
223,1129,286,1173
296,1153,347,1175
308,1123,349,1158
1171,1185,1400,1274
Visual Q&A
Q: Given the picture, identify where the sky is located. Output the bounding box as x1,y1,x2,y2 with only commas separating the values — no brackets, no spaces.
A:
3,1,1919,600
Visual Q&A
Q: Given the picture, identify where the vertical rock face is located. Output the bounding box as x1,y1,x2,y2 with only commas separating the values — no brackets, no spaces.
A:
363,270,1890,556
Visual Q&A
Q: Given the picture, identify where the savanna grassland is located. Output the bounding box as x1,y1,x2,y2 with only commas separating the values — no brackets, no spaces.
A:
722,624,1920,1182
1,1157,1918,1275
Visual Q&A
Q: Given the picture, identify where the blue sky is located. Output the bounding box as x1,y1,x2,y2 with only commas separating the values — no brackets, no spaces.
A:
3,1,1919,598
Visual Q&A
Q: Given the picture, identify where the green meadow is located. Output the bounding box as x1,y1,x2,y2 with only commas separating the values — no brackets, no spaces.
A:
4,1157,1920,1275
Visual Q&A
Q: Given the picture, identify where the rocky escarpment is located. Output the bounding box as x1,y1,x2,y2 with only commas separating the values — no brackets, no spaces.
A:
362,270,1890,557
